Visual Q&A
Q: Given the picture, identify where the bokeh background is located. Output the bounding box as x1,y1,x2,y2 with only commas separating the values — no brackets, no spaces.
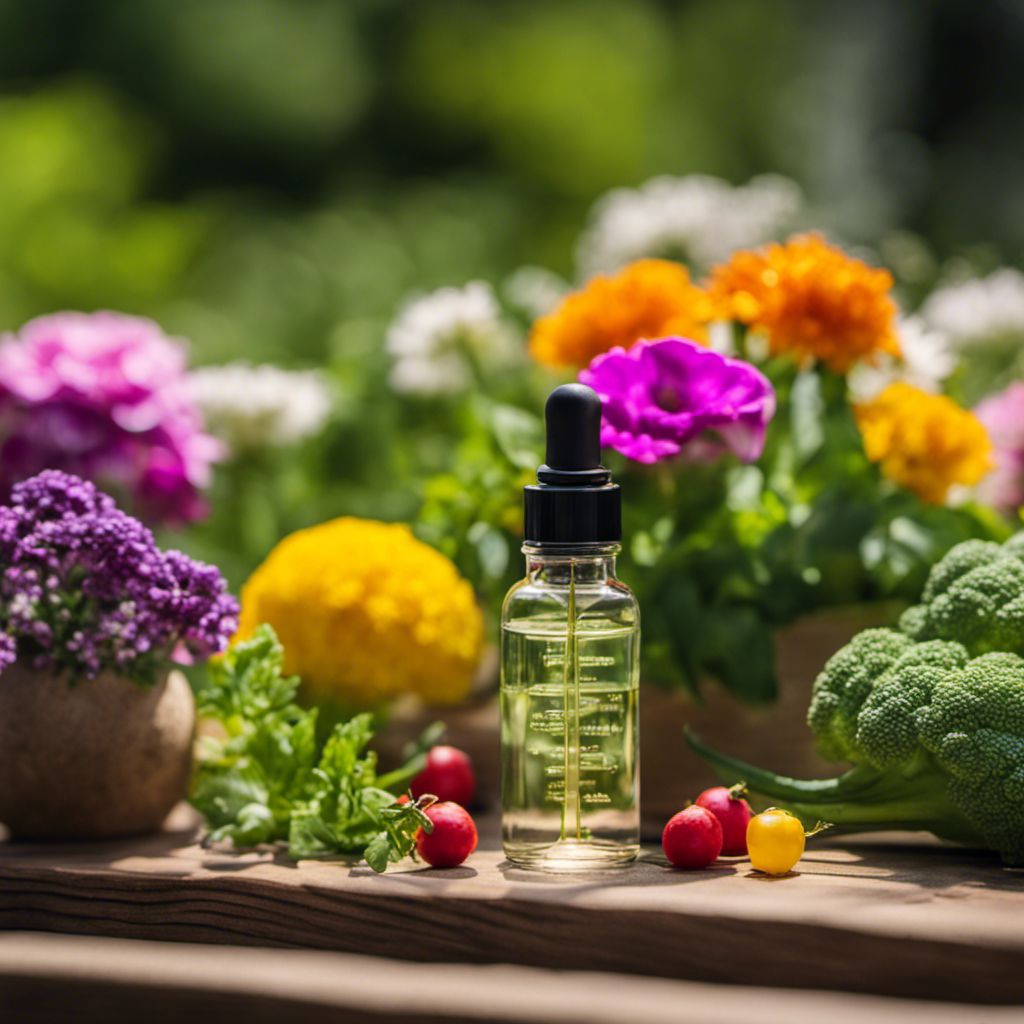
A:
3,0,1024,589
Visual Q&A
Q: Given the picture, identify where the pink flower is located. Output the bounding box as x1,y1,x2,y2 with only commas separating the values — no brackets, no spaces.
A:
578,336,776,464
975,383,1024,512
0,312,222,525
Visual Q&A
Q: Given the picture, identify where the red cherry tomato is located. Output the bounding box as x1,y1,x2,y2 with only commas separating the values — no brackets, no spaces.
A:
662,805,723,869
695,786,752,856
415,801,478,868
411,745,476,808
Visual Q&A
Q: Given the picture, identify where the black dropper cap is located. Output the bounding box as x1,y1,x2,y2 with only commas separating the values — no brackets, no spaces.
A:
524,383,621,543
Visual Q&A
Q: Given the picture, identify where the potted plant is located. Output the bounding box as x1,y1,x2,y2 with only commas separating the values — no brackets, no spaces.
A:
0,471,238,838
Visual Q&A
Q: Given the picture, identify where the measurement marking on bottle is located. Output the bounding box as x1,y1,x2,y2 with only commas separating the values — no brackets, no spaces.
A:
542,655,620,669
543,757,618,774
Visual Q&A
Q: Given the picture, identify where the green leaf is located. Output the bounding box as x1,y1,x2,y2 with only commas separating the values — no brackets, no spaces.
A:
191,764,279,846
317,712,374,776
789,370,826,463
364,832,392,873
287,808,340,859
653,576,705,700
197,625,300,726
190,625,318,846
491,404,543,469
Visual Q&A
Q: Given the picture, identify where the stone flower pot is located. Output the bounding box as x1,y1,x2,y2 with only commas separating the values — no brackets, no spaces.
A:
0,663,195,839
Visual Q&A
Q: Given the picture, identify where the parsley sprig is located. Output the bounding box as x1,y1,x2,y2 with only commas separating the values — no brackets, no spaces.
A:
190,625,439,871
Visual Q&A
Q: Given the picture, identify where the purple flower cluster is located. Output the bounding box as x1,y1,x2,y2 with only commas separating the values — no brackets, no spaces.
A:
0,471,238,682
0,312,223,526
579,336,776,464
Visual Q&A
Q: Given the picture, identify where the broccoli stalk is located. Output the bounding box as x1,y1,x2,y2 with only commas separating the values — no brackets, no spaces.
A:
685,730,984,846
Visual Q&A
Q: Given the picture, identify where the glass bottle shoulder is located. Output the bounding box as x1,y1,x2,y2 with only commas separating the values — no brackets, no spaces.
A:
501,575,639,634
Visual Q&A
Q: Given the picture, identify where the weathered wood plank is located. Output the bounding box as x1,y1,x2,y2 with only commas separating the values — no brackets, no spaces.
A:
3,932,1024,1024
1,811,1023,1004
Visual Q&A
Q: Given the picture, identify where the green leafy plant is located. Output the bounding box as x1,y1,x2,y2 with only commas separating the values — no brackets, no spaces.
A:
191,624,439,871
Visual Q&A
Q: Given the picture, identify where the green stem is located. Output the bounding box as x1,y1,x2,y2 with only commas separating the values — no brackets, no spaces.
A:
779,798,981,845
377,751,428,794
684,728,879,800
684,729,983,845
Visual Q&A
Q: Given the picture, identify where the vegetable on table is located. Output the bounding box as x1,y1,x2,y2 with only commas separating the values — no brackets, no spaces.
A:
695,784,752,855
414,801,479,868
685,534,1024,867
662,805,723,869
190,624,442,872
746,808,829,875
411,745,476,808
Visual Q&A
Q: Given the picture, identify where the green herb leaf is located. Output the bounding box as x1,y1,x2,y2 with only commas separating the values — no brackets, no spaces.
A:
198,626,301,726
190,624,442,871
364,832,392,874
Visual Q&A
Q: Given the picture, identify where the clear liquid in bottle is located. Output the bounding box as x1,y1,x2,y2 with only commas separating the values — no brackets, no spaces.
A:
501,560,640,869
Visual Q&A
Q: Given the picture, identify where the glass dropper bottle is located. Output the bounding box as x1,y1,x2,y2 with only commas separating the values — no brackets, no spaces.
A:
500,383,640,870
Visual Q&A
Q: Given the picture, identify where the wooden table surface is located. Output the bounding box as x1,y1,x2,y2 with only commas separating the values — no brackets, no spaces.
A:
2,807,1023,1007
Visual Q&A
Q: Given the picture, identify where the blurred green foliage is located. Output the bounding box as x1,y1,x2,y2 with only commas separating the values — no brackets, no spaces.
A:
0,0,1022,694
0,84,206,322
2,1,1023,339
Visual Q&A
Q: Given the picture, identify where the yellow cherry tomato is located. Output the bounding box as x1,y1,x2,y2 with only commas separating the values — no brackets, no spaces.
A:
746,808,807,875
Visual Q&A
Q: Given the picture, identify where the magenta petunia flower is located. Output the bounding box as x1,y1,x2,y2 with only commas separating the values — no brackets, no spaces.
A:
578,336,776,464
975,382,1024,512
0,312,222,526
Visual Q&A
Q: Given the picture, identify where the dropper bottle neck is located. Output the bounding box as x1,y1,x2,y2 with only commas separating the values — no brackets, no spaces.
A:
523,542,620,584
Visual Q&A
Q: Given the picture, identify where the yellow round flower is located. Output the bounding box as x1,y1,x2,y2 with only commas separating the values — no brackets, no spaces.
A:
855,383,994,505
237,518,484,708
529,259,714,368
707,233,901,373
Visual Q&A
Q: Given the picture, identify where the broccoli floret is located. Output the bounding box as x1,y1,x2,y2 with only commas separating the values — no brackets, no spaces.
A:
687,618,1024,865
855,639,969,770
806,629,914,762
917,653,1024,865
900,534,1024,655
920,540,1004,604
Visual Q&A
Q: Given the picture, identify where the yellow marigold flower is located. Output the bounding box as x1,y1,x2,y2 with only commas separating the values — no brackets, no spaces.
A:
855,383,994,505
237,518,484,708
707,233,901,373
529,259,714,368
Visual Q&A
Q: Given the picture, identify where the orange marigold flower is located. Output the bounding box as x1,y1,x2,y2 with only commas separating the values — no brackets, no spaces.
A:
855,383,994,505
529,259,714,368
707,233,900,373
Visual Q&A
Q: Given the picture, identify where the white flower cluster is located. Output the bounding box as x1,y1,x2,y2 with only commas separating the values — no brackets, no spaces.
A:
502,266,569,319
921,268,1024,345
576,173,803,277
187,362,333,455
386,281,517,396
847,317,957,402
